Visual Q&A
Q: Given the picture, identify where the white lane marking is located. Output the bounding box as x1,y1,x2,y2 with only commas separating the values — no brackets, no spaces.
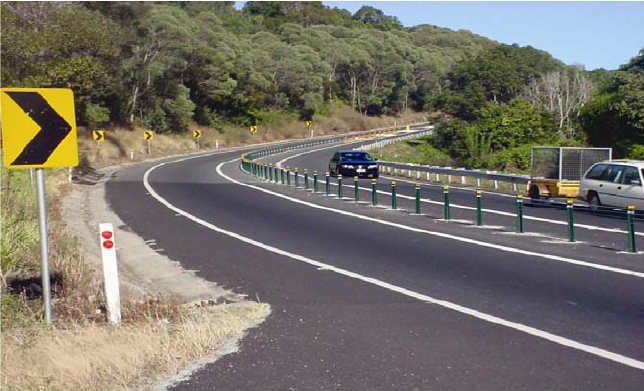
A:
275,144,642,237
143,156,644,371
224,159,644,278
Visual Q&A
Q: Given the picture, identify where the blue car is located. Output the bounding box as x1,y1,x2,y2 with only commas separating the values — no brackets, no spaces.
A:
329,150,379,178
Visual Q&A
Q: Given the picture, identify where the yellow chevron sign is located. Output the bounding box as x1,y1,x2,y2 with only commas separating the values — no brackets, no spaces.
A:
143,131,154,140
249,125,258,133
1,88,78,168
93,130,105,141
305,121,312,128
192,130,202,138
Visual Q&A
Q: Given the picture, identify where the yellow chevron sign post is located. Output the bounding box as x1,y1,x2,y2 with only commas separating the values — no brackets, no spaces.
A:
305,120,313,137
143,131,153,154
0,87,80,324
193,129,202,150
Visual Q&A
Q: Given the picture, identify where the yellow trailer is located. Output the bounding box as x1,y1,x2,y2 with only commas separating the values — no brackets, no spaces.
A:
527,178,580,199
527,147,611,200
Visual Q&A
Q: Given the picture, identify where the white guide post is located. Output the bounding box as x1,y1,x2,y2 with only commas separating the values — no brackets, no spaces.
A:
99,223,121,323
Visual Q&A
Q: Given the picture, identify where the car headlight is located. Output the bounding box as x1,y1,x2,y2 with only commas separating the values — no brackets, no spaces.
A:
368,165,378,169
343,165,355,169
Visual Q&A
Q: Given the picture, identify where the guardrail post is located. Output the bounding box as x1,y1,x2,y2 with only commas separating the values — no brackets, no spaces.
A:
443,186,450,220
391,181,397,210
314,171,319,193
372,179,378,206
286,167,291,186
304,169,309,190
476,189,483,226
516,194,524,233
628,205,637,253
325,172,330,195
566,199,575,242
262,164,266,180
415,184,421,214
269,164,274,182
338,174,343,198
352,176,359,202
280,167,285,184
295,168,299,188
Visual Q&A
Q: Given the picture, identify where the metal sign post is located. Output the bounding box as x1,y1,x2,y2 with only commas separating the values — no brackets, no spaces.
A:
36,168,52,323
1,88,80,324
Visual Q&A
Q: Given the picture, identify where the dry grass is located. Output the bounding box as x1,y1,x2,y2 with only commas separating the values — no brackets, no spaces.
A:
77,107,429,169
1,303,269,391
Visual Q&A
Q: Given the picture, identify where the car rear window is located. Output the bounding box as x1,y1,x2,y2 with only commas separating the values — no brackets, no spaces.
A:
622,166,641,185
585,164,607,180
599,165,625,182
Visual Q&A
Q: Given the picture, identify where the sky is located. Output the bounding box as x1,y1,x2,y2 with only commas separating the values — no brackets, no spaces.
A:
235,1,643,70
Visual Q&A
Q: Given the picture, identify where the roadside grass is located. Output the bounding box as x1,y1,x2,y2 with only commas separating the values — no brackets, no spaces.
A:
2,303,269,391
371,138,454,167
1,105,425,390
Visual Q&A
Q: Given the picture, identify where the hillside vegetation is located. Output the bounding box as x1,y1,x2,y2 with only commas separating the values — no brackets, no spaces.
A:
2,1,641,167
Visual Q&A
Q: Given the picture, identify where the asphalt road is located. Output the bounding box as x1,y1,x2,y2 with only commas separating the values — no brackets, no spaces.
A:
106,137,644,390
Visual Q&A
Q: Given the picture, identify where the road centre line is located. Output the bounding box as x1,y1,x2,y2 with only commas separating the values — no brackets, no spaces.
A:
274,145,643,237
142,154,644,372
226,159,644,277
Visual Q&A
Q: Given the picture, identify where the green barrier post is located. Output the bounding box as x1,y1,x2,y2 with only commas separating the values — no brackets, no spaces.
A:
516,194,524,233
314,171,319,193
286,167,291,186
628,205,637,253
443,186,451,220
304,169,309,190
566,199,575,242
338,174,343,198
476,189,483,226
415,184,421,214
391,181,397,210
372,179,378,206
294,167,299,188
354,176,359,202
325,172,330,195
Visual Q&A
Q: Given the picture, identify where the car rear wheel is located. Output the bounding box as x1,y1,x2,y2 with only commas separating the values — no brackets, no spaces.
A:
588,193,601,210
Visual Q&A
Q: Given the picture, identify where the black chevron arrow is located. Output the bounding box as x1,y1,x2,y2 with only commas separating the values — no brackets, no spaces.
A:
7,91,73,165
94,131,104,141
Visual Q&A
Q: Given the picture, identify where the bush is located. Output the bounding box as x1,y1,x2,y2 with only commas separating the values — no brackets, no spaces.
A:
628,144,644,160
83,103,110,128
484,144,534,172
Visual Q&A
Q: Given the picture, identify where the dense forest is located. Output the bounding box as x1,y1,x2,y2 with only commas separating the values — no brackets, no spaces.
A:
1,1,642,164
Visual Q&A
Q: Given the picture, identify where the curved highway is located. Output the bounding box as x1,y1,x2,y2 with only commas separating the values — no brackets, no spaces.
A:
106,134,644,390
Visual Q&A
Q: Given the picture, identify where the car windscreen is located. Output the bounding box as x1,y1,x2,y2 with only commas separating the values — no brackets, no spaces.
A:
339,152,373,161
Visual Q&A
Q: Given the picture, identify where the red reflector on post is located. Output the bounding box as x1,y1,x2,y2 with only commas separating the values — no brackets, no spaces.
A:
103,240,114,249
102,231,113,239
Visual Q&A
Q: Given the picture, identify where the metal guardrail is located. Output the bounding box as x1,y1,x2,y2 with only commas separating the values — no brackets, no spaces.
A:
241,122,431,163
357,128,434,151
353,129,530,192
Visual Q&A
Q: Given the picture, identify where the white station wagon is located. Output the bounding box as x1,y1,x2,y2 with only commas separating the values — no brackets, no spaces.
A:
580,160,644,210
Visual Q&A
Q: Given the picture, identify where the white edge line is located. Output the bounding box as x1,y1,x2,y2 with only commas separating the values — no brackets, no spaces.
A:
143,153,644,371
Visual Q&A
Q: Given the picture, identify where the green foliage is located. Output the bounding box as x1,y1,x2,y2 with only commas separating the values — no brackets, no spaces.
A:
435,44,563,120
580,49,644,157
373,139,453,167
83,103,110,128
628,144,644,160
